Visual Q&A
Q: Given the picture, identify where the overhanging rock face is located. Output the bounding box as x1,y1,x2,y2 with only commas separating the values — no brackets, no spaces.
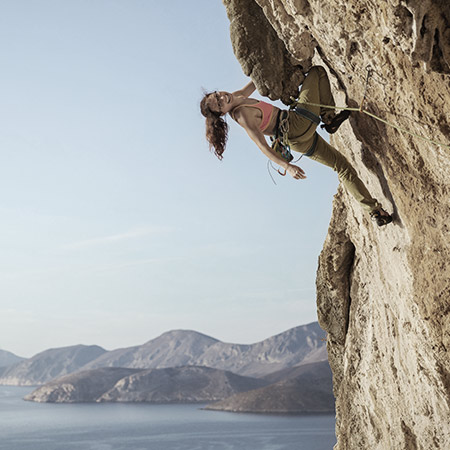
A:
223,0,450,448
223,0,308,103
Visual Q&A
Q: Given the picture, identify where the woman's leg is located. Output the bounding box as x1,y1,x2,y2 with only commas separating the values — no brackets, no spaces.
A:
310,135,381,213
288,66,336,146
297,66,335,120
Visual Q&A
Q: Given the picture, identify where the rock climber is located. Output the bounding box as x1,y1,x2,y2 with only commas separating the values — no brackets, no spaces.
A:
200,65,392,226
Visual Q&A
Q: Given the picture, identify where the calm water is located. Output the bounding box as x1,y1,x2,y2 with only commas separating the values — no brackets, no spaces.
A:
0,386,336,450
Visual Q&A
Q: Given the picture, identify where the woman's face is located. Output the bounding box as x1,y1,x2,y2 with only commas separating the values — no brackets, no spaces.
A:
207,91,234,115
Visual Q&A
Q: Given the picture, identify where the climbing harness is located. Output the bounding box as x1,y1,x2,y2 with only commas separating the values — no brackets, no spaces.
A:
267,65,449,185
268,106,321,182
291,106,321,125
289,105,321,158
304,132,319,157
270,110,294,178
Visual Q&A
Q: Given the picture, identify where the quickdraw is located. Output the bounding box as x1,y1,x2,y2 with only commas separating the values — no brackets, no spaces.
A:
270,110,294,176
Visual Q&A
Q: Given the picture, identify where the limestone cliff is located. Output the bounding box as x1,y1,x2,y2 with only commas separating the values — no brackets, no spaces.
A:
222,0,450,448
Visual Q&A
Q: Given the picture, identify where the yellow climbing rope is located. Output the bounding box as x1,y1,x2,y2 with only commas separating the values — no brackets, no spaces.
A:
300,101,450,150
292,67,449,150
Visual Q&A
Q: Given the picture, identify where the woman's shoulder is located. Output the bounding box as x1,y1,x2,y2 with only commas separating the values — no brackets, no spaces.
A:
234,96,259,105
231,98,262,115
230,101,256,122
233,98,277,113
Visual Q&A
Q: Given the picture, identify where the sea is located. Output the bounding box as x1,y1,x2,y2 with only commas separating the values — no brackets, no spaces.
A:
0,386,336,450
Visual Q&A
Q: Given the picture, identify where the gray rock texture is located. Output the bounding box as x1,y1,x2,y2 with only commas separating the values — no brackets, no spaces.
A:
206,360,334,414
222,0,450,448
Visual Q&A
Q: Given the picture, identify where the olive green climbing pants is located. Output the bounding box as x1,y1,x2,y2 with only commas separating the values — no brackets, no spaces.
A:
287,66,380,213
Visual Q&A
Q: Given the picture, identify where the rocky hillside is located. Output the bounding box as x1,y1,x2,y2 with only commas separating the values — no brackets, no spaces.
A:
206,360,334,414
81,330,220,372
24,367,140,403
99,366,268,403
0,323,326,385
0,350,24,369
0,345,106,386
222,0,450,448
24,366,268,403
71,322,326,378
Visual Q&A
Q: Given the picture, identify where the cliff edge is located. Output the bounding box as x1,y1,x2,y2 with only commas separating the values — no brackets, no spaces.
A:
223,0,450,448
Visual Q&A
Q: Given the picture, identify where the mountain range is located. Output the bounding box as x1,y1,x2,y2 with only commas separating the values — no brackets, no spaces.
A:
2,322,334,414
0,322,327,386
0,349,25,368
0,345,106,386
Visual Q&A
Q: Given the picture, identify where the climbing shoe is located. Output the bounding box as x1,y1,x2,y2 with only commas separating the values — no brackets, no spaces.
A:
370,209,393,227
320,110,351,134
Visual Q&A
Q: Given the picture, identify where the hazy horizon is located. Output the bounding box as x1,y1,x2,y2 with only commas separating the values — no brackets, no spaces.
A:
2,319,323,359
0,0,337,358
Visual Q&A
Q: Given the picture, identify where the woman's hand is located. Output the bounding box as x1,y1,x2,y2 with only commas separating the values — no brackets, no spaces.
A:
286,164,306,180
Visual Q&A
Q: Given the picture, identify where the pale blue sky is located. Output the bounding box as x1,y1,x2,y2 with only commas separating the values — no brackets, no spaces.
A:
0,0,337,357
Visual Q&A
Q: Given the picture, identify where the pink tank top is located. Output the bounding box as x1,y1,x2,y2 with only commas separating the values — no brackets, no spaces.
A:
232,100,275,132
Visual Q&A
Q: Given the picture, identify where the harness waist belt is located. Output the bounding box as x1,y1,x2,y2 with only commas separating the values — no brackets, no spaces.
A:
273,108,318,158
293,107,321,125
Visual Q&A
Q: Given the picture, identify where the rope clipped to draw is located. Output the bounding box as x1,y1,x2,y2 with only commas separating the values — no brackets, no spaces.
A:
301,66,450,150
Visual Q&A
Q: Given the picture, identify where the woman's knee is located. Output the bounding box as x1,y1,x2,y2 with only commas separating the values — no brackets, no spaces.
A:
308,65,326,76
335,158,357,180
338,168,355,182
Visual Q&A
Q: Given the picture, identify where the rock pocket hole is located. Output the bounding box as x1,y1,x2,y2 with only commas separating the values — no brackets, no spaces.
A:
347,41,359,59
431,28,449,73
420,14,428,38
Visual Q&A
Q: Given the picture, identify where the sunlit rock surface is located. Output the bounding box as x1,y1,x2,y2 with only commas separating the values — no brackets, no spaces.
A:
223,0,450,448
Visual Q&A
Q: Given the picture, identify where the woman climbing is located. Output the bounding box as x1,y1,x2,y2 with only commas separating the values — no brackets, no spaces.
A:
200,65,392,226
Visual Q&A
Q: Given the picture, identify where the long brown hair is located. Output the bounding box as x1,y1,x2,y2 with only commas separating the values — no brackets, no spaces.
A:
200,92,229,160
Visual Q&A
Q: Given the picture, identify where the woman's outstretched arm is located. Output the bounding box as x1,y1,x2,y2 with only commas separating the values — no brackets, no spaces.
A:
232,80,256,99
235,110,306,180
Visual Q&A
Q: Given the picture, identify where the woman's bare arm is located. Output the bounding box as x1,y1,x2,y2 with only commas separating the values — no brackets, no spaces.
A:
234,110,306,179
232,80,256,99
